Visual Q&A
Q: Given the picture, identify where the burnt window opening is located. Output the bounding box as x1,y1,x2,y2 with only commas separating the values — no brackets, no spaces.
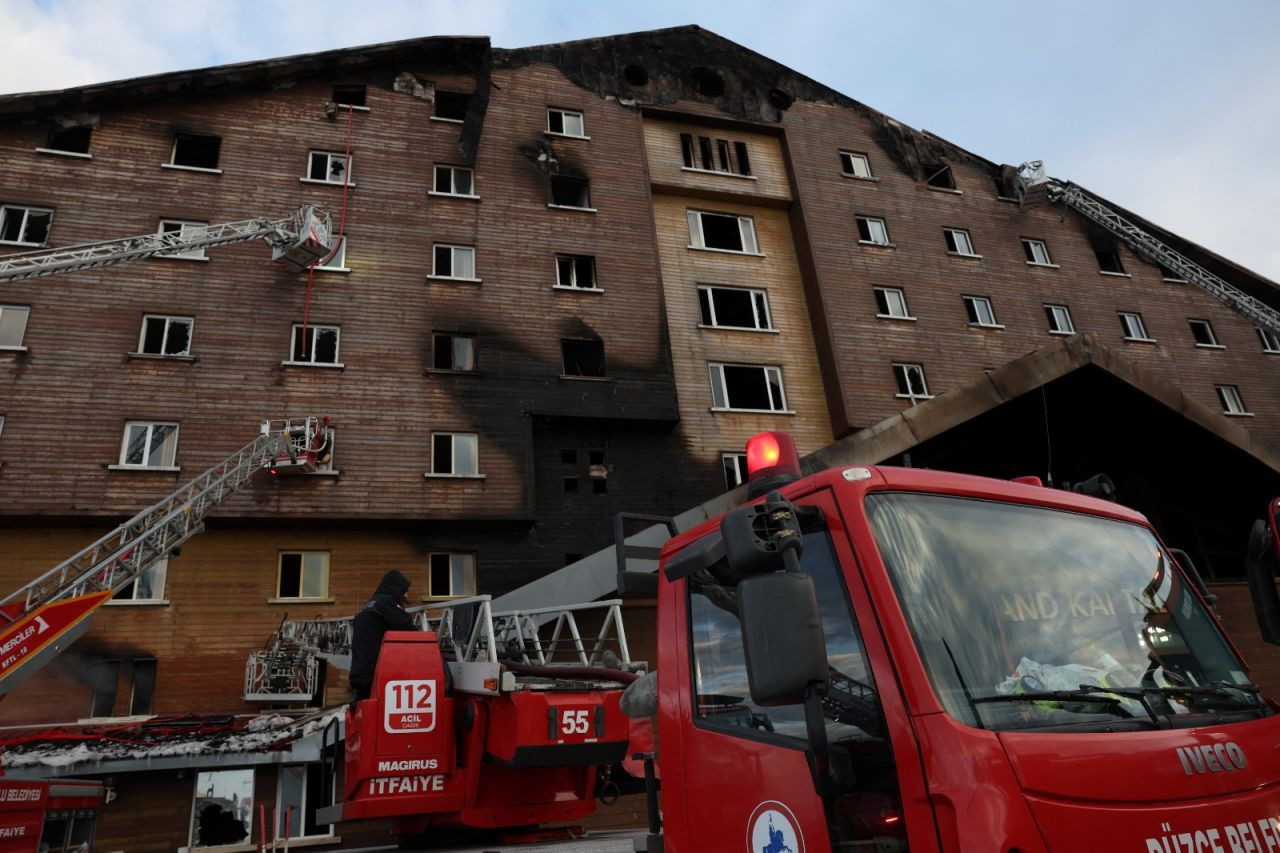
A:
1095,248,1127,275
550,175,591,209
560,449,577,464
624,65,649,87
562,338,606,378
46,125,92,154
689,210,758,253
89,659,121,717
130,658,158,715
431,332,476,371
1159,264,1187,282
924,164,956,190
556,254,597,289
699,285,771,330
564,476,579,494
691,67,725,98
680,134,751,176
171,133,221,169
1189,319,1220,347
332,85,366,107
709,363,787,412
589,450,605,466
435,91,469,121
592,478,608,495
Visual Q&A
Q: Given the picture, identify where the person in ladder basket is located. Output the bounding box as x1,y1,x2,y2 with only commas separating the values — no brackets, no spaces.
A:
349,570,415,700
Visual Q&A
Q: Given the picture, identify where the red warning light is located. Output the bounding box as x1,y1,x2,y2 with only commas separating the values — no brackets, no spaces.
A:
268,466,279,477
746,432,782,475
744,432,801,497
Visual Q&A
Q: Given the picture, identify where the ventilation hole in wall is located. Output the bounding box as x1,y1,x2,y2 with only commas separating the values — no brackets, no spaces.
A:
767,88,794,110
624,64,649,87
691,67,725,98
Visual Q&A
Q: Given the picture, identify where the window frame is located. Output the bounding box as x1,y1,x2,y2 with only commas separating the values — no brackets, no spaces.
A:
962,295,1001,328
722,452,748,490
554,254,599,291
430,332,477,372
275,552,330,601
431,164,477,198
687,210,761,255
944,228,979,257
156,219,209,260
892,362,932,400
0,204,54,246
1119,311,1154,342
708,363,790,413
697,285,775,331
303,150,352,186
167,133,222,173
0,304,31,350
1216,385,1251,416
433,91,470,122
1022,238,1055,267
430,243,479,282
429,432,481,478
275,764,335,841
548,175,594,211
1258,326,1280,354
190,768,254,849
546,108,587,139
427,552,478,600
1095,248,1129,276
855,216,891,246
839,150,874,179
679,133,753,178
287,324,342,367
1044,303,1075,335
561,338,608,379
108,557,169,605
37,124,93,158
116,421,180,470
137,314,195,357
873,286,913,321
316,236,348,272
1189,318,1223,348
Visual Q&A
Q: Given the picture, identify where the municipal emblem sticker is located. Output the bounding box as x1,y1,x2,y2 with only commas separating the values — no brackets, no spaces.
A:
747,800,804,853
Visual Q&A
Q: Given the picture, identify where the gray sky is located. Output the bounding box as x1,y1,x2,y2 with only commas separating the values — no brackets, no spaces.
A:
4,0,1278,282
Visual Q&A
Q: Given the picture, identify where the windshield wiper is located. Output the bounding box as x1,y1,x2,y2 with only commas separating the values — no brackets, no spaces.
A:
1070,683,1264,725
972,690,1137,718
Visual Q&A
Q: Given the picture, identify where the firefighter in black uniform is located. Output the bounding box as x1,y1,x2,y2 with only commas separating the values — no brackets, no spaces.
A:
349,570,415,700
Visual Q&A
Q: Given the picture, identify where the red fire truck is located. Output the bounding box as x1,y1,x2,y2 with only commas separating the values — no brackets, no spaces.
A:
335,431,1280,852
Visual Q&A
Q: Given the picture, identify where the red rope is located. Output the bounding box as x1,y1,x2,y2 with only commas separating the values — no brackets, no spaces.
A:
301,103,355,357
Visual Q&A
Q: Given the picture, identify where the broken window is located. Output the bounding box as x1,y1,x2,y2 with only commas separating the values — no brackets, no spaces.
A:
332,85,366,108
564,476,579,493
892,363,931,399
111,557,168,603
317,236,347,270
1258,326,1280,353
158,219,208,260
434,91,469,121
687,210,759,253
856,216,890,245
433,164,474,196
944,228,977,256
119,421,178,468
1022,238,1053,265
290,324,340,365
963,296,998,327
1189,319,1220,347
840,150,873,178
277,764,335,840
550,175,592,209
307,151,350,184
1119,311,1151,341
678,133,751,176
432,332,476,371
43,124,92,154
547,108,586,137
0,204,53,245
170,133,221,170
0,304,30,348
555,254,597,289
1044,304,1075,335
722,452,747,489
432,244,476,280
925,164,956,190
873,286,911,319
191,769,254,848
1216,385,1250,415
278,552,329,599
429,552,476,598
138,315,193,357
708,363,787,412
89,659,121,717
698,285,772,330
431,432,479,476
130,658,158,715
562,338,607,378
1095,248,1127,275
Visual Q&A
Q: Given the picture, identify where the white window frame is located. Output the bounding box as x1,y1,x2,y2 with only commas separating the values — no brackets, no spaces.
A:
546,108,587,139
892,363,932,400
431,332,477,372
687,210,761,255
963,295,1001,328
839,150,873,179
431,164,477,198
697,285,774,331
287,324,342,367
1216,385,1251,416
427,552,478,599
856,216,891,246
430,244,479,282
1022,238,1055,266
873,286,913,320
1045,304,1075,335
708,363,790,413
722,452,748,489
0,204,54,246
190,769,254,849
1189,319,1223,348
1258,326,1280,353
275,764,335,841
555,254,599,291
316,236,348,272
944,228,978,257
167,133,222,173
303,150,352,185
275,552,330,600
108,557,168,605
136,314,194,357
116,421,179,469
157,219,208,260
0,304,30,350
429,432,481,478
1119,311,1153,342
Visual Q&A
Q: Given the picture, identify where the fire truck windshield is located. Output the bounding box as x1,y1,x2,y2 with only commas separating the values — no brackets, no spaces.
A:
865,492,1267,731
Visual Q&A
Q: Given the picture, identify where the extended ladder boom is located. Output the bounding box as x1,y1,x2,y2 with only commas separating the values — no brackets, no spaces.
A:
1024,168,1280,336
0,205,331,282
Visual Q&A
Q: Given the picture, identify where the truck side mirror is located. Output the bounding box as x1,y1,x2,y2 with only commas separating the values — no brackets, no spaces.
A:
1246,509,1280,645
738,571,829,705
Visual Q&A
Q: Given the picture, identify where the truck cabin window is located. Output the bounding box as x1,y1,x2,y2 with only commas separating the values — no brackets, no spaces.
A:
866,493,1266,731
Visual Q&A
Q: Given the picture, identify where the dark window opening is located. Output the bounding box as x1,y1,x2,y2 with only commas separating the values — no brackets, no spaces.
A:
680,133,695,168
564,477,579,493
692,67,725,98
550,176,591,208
130,658,157,715
279,554,302,598
0,207,52,244
925,164,956,189
430,555,450,595
333,85,366,107
624,65,649,86
718,365,780,410
699,213,744,251
723,452,747,489
1159,264,1186,281
734,141,752,176
698,136,714,170
435,91,469,121
589,450,605,466
893,364,929,397
556,254,596,288
560,449,577,464
47,125,92,154
432,333,476,371
309,661,328,708
1095,248,1126,274
1189,319,1218,346
171,133,221,169
562,339,606,377
699,286,769,329
592,479,608,495
89,659,121,717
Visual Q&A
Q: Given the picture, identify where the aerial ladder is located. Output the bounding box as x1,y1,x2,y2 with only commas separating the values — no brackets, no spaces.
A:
1018,162,1280,336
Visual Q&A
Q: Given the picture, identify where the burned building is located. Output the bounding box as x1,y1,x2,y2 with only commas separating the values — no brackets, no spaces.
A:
0,25,1278,852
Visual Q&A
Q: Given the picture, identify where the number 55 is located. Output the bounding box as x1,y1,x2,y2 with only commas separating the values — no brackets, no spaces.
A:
561,709,590,735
